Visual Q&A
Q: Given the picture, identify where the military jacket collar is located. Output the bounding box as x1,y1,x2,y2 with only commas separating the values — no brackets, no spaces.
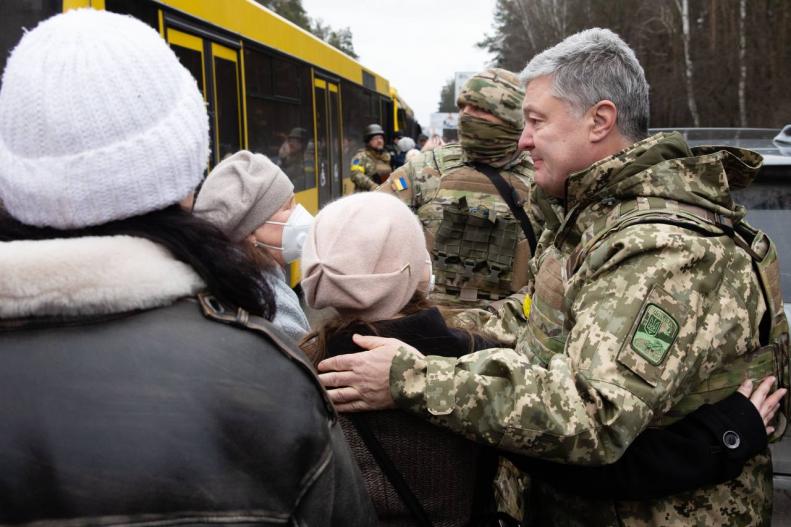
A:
558,132,763,247
365,146,390,162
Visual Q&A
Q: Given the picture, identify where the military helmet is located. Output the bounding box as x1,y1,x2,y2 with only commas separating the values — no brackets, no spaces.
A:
288,127,307,140
363,123,385,141
456,68,525,130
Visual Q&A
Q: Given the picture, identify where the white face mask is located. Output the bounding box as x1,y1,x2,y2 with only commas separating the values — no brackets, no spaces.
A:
418,258,435,294
257,203,314,263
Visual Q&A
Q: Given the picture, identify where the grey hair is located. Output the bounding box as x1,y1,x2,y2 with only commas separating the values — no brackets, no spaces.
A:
520,28,649,141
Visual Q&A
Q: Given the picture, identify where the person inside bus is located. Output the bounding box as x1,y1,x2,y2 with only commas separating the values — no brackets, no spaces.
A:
349,124,392,191
300,191,783,525
193,150,311,341
277,126,308,187
0,9,375,525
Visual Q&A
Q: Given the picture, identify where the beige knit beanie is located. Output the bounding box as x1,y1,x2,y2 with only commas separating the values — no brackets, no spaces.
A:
193,150,294,241
301,193,428,322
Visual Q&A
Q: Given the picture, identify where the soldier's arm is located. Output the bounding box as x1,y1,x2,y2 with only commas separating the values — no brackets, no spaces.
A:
378,151,438,210
349,154,377,191
447,290,530,348
390,225,763,465
377,163,416,206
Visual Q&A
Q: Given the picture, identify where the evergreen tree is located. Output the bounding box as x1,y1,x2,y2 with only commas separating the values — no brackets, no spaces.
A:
438,78,457,112
253,0,358,59
254,0,311,31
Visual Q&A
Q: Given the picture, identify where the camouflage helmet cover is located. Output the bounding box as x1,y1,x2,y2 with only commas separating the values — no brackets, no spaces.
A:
456,68,525,130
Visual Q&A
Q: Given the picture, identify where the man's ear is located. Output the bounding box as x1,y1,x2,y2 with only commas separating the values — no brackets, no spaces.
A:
589,100,618,143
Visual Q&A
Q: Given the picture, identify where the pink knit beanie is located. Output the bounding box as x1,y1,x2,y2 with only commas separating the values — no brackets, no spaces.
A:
301,193,428,322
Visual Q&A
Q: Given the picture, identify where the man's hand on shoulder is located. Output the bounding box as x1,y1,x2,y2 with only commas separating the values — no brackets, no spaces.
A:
317,335,420,412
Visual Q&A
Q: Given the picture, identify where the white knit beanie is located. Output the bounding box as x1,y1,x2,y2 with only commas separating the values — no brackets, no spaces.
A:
397,137,416,153
301,193,429,322
0,9,209,228
193,150,294,242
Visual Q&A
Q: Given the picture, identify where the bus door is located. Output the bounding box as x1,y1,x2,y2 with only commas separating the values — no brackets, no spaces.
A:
313,77,344,207
165,25,244,169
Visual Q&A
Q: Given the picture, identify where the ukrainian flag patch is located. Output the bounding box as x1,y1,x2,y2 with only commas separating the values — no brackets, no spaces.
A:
392,176,409,191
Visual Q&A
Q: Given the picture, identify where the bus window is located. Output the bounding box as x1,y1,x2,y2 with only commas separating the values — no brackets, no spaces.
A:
171,46,205,98
0,0,59,87
314,79,343,205
244,48,313,191
341,81,382,179
314,80,329,205
211,44,241,162
328,86,342,200
105,0,158,30
380,97,394,140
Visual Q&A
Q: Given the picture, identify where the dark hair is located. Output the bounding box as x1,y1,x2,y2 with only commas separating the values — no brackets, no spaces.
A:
0,205,277,319
299,291,434,364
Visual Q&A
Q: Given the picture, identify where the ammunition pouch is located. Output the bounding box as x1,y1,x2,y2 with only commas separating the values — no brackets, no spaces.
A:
433,196,520,301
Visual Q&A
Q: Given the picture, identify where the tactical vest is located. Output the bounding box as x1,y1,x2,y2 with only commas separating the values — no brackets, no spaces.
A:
527,196,789,437
419,156,534,306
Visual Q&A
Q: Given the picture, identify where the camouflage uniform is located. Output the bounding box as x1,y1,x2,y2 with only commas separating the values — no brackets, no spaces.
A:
380,143,550,309
349,147,391,192
380,69,562,310
389,132,789,526
380,68,561,521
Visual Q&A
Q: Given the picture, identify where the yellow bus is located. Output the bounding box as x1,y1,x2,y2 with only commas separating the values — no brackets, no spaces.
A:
1,0,420,282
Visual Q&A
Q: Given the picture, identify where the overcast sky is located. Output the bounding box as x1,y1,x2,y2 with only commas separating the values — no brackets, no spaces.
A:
301,0,498,130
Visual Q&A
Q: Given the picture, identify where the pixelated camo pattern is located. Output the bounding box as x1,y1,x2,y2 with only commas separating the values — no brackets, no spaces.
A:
390,133,782,526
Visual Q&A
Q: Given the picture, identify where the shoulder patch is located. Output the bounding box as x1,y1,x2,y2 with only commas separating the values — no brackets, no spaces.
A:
630,304,679,365
352,158,361,165
392,176,409,191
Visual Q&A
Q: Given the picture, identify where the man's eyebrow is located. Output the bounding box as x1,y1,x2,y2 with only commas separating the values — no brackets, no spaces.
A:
522,104,544,116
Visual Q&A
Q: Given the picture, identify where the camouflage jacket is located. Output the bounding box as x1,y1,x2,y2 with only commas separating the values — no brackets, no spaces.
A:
390,133,784,526
379,143,562,308
350,147,391,192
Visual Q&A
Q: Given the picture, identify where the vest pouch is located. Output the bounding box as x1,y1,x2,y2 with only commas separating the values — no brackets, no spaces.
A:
748,228,790,439
510,239,531,293
434,198,468,288
459,206,494,280
486,216,518,289
522,251,567,367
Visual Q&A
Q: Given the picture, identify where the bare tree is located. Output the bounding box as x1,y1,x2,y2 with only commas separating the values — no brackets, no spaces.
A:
738,0,748,127
479,0,790,128
675,0,700,126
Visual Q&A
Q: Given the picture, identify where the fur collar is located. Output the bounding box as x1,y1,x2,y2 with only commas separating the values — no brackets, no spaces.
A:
0,236,205,319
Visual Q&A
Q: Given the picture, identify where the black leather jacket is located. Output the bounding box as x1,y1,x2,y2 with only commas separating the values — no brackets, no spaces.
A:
0,296,376,526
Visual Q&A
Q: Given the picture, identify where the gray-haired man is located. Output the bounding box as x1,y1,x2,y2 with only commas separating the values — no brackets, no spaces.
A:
319,28,788,526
